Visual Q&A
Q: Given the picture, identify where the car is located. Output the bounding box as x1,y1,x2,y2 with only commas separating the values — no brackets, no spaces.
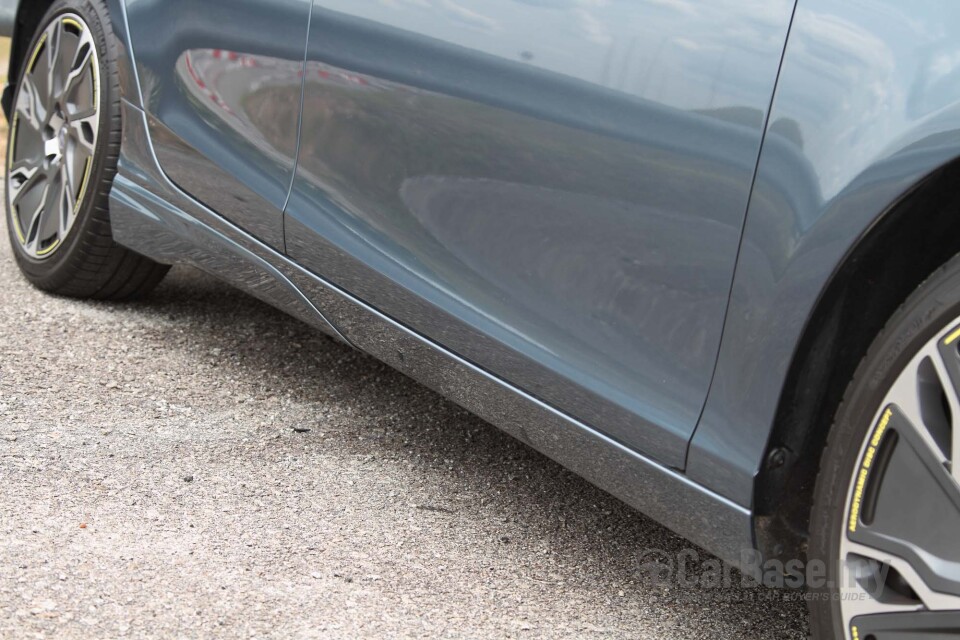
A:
3,0,959,637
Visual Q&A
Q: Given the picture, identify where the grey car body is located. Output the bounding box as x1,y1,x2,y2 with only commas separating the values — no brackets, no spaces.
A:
4,0,960,575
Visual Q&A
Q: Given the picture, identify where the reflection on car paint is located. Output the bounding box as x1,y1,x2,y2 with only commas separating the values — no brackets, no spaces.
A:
285,1,795,465
123,0,312,249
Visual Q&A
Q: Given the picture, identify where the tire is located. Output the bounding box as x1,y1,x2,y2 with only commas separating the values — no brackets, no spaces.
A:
808,253,960,639
4,0,168,300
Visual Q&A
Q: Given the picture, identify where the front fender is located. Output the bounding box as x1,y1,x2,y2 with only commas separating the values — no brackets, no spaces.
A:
688,0,960,506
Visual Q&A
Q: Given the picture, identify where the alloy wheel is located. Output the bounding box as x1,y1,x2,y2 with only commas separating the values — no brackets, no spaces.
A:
838,320,960,638
7,12,100,260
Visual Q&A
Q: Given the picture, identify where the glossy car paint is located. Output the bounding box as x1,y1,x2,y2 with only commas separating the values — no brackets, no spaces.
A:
689,0,960,505
122,0,311,250
5,0,960,574
107,98,755,570
285,0,796,467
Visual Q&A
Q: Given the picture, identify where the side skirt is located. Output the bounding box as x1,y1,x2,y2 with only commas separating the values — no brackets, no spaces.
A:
110,99,756,572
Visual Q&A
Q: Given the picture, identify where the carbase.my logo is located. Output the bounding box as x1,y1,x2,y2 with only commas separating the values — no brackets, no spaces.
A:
636,547,888,594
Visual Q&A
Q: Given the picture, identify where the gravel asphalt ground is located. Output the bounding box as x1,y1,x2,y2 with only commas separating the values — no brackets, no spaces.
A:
0,206,809,638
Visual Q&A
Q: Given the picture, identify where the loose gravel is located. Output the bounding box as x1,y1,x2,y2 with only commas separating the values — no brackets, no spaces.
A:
0,211,809,638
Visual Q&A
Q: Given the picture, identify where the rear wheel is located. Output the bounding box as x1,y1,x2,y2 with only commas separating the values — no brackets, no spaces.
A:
5,0,168,299
809,254,960,639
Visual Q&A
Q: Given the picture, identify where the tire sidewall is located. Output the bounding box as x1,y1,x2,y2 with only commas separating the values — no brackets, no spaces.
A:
5,0,118,290
808,253,960,638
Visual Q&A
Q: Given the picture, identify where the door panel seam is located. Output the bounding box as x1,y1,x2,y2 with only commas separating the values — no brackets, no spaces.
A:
281,0,315,254
683,0,800,476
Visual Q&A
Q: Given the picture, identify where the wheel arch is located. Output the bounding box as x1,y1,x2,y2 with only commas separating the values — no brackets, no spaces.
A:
753,157,960,563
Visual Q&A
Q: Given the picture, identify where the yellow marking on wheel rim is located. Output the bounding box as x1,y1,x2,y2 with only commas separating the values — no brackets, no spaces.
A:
11,217,26,244
35,238,61,256
944,325,960,346
27,32,47,73
9,210,26,245
10,209,25,244
62,17,83,32
848,407,892,533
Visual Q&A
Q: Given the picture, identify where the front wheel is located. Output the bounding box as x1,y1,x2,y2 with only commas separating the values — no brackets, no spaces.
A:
5,0,168,299
808,254,960,639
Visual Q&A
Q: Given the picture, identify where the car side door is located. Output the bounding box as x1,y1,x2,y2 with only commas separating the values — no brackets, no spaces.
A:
284,0,796,467
122,0,311,250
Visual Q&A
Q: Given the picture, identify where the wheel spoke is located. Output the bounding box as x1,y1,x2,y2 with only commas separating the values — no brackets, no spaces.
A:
68,106,96,120
38,170,64,247
43,20,63,111
57,163,76,237
21,179,53,254
60,152,76,199
68,108,98,155
8,162,44,207
60,33,93,103
837,543,919,622
842,538,960,613
9,155,43,176
932,330,960,485
886,345,953,468
14,73,44,132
